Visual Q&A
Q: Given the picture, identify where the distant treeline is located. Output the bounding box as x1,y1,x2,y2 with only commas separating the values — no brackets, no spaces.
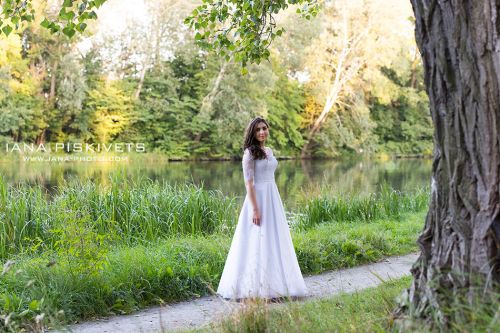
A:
0,0,432,159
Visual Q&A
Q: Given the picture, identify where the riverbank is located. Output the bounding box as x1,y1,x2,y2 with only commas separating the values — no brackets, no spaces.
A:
66,253,419,333
0,177,429,331
1,211,426,331
0,150,433,163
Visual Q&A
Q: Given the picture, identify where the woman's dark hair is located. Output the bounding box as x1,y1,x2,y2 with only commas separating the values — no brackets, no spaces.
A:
243,117,269,160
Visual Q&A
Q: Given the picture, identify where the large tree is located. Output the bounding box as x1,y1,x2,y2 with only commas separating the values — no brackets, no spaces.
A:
399,0,499,325
3,0,499,327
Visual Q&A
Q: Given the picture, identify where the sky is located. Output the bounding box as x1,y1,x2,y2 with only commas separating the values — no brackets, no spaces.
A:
95,0,149,34
77,0,150,55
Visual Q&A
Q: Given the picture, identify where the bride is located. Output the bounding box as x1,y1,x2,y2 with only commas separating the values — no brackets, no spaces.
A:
216,116,308,301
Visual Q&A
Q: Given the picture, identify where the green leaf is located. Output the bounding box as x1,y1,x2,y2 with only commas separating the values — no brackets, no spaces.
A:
88,11,98,19
40,18,51,28
29,300,40,311
18,309,30,317
94,0,106,7
49,23,61,33
240,67,248,75
63,0,73,7
78,3,87,14
60,10,75,21
78,12,89,21
76,22,87,32
2,25,12,36
63,26,76,38
195,32,202,40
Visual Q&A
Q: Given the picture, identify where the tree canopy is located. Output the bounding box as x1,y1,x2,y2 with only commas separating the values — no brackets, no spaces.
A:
0,0,430,159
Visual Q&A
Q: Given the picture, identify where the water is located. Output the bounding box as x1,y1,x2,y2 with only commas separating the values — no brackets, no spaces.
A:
0,155,432,209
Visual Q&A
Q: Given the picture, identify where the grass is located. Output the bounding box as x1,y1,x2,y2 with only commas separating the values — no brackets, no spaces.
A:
0,175,430,331
197,276,499,333
295,183,429,230
0,211,425,331
0,174,239,259
0,175,429,260
196,276,414,333
293,212,424,274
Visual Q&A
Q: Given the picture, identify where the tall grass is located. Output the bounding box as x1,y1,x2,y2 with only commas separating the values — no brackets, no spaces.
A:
0,175,53,259
0,175,429,260
295,184,429,230
0,174,239,259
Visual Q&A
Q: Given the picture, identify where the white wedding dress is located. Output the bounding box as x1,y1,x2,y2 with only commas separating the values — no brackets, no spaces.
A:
216,146,308,300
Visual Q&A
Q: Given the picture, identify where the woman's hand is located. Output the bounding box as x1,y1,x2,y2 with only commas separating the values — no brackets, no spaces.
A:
252,209,261,226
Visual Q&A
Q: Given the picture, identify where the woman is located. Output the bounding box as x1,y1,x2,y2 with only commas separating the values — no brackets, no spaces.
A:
216,117,308,301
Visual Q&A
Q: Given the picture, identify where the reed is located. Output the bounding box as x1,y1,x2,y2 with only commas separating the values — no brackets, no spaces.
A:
295,184,430,230
0,176,429,260
0,175,238,259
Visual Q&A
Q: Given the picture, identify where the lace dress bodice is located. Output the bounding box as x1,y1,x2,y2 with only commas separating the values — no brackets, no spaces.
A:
242,147,278,184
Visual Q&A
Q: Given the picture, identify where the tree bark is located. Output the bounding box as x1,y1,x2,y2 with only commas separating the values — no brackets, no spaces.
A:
134,65,147,100
400,0,500,325
193,61,228,142
49,60,58,103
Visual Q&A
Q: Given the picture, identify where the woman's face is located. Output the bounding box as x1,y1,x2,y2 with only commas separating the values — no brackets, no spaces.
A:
254,122,269,144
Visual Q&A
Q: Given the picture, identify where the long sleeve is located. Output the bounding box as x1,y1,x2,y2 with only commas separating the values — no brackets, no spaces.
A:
242,148,255,183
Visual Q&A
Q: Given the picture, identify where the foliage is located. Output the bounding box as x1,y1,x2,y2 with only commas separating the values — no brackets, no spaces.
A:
0,260,56,333
0,211,425,329
86,80,133,143
0,0,107,38
184,0,320,70
0,34,45,143
50,210,109,278
0,174,429,260
0,0,432,158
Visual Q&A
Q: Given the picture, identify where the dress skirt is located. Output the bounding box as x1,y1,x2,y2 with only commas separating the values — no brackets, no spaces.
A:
216,180,308,299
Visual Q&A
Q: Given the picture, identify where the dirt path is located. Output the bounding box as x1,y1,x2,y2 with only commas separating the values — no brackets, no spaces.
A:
63,253,418,333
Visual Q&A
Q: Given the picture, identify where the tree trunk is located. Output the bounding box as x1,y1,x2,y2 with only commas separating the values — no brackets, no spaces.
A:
200,60,228,115
36,128,46,145
134,65,147,100
49,60,58,103
193,61,228,143
300,6,368,159
400,0,500,326
409,46,419,89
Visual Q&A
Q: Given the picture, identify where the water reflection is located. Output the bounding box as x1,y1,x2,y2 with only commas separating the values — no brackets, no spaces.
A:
0,156,432,209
